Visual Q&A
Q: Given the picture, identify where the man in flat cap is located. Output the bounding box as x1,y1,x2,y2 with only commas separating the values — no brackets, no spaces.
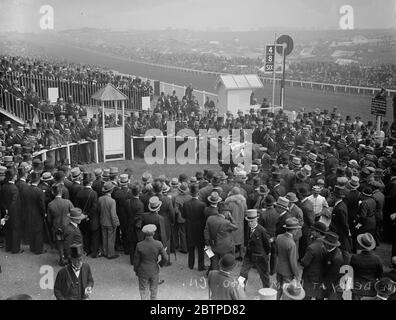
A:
134,224,168,300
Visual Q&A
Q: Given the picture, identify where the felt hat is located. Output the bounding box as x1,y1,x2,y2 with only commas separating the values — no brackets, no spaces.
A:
357,232,376,251
219,254,236,272
102,181,115,193
67,208,87,220
321,232,341,247
283,217,301,229
208,191,222,204
286,192,298,203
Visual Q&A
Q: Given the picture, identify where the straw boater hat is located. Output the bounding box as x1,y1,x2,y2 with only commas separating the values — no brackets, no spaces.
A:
94,168,103,177
162,183,170,193
41,172,53,182
70,167,82,180
208,191,222,204
119,174,129,186
148,196,162,212
347,176,360,189
275,197,290,211
250,165,260,174
357,232,376,251
67,208,87,221
245,209,258,221
170,177,180,188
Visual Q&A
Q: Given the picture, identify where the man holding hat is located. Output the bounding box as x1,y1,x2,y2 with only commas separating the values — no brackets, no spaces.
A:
98,181,120,259
208,254,246,300
239,209,271,289
204,203,238,272
133,224,168,300
274,217,302,299
54,244,94,300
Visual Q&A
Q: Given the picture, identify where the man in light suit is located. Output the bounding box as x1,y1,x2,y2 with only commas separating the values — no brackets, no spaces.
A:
98,181,120,259
204,203,238,272
134,224,168,300
274,217,302,299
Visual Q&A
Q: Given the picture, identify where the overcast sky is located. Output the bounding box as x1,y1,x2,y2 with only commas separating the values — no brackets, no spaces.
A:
0,0,395,33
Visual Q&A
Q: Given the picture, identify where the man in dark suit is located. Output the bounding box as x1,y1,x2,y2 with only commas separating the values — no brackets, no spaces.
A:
321,232,345,300
182,184,206,271
153,181,175,265
298,187,315,259
239,209,271,288
54,244,94,300
112,174,131,254
92,168,104,197
204,203,238,272
24,172,46,254
344,176,361,252
47,184,74,266
300,223,327,300
134,224,168,300
68,167,83,207
274,217,301,299
208,254,246,300
16,166,29,243
330,186,352,262
76,173,100,258
2,168,22,253
63,208,86,260
126,182,145,265
350,233,383,299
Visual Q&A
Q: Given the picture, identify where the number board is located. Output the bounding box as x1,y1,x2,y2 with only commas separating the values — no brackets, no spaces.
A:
371,98,387,116
264,45,275,73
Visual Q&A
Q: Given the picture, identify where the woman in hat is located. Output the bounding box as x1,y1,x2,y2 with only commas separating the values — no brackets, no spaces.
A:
350,233,384,299
208,254,245,300
225,187,247,260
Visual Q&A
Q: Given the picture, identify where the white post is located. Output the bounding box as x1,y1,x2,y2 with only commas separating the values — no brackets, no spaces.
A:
102,101,105,163
94,139,99,163
272,34,277,114
131,136,134,160
66,144,71,164
122,100,125,160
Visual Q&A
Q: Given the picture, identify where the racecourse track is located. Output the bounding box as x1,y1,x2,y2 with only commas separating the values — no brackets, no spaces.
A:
30,38,393,123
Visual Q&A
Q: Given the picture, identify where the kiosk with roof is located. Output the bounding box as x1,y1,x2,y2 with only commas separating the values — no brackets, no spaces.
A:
215,74,263,115
91,83,128,162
